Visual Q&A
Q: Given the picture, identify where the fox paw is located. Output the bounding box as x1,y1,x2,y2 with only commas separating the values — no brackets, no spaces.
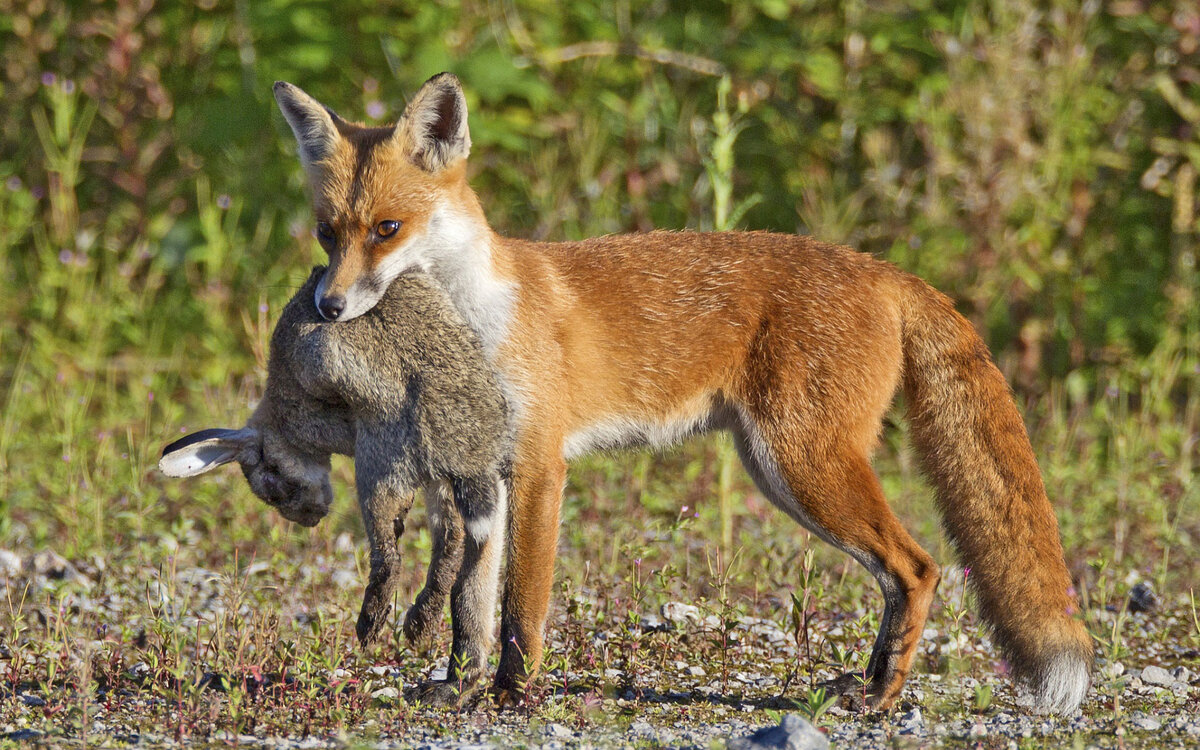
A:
818,672,891,712
405,679,482,709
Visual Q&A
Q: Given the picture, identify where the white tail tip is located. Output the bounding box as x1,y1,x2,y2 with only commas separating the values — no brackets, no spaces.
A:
1032,652,1090,714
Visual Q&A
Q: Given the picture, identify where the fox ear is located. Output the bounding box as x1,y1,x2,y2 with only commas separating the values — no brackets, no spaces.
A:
398,72,470,172
159,428,259,478
273,81,345,170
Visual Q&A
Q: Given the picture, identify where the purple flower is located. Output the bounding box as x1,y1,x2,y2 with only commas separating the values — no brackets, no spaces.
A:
366,100,385,120
41,72,57,87
363,77,378,94
259,303,269,314
62,79,76,94
5,176,21,191
216,194,232,210
58,249,74,265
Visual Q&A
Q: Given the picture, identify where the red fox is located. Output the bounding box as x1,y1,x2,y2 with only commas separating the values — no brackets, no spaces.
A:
272,73,1093,713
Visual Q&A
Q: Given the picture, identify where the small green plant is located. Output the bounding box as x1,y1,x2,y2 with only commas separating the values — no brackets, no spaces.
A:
799,685,838,726
973,683,993,713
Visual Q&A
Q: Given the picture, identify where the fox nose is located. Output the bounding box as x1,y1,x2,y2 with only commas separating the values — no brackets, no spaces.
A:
317,295,346,320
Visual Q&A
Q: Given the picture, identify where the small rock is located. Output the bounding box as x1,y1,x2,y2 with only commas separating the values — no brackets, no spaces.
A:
661,601,701,624
334,532,356,554
899,707,923,733
1126,581,1158,613
629,720,655,736
969,722,987,739
1100,661,1124,680
20,694,46,707
0,550,21,578
1141,665,1173,687
331,568,358,588
1131,716,1161,731
640,614,670,632
687,665,707,678
1171,666,1191,683
370,686,399,702
26,549,88,585
727,714,829,750
545,723,573,739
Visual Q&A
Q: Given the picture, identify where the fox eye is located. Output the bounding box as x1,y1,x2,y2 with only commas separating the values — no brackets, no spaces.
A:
316,222,335,242
376,220,401,238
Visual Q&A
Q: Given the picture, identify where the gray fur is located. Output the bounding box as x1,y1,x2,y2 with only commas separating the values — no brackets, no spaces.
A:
160,267,510,701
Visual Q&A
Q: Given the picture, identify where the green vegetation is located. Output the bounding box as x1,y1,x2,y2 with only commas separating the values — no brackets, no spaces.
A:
0,0,1197,746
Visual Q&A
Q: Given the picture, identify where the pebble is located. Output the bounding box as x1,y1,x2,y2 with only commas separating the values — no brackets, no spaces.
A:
26,549,90,586
628,720,655,736
661,601,701,624
545,723,573,739
727,714,829,750
899,707,923,733
1131,716,1161,731
1127,581,1159,613
0,549,21,578
1141,665,1173,687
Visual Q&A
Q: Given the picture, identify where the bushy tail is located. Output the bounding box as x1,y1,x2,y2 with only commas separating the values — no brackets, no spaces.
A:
899,279,1093,714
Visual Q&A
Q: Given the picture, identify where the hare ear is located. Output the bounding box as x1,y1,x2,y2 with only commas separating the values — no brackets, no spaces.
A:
159,428,259,478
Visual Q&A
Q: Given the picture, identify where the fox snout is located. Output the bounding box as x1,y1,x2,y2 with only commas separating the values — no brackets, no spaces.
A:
317,294,346,321
312,262,383,323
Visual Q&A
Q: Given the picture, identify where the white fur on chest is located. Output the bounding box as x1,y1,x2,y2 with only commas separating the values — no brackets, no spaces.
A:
421,204,517,360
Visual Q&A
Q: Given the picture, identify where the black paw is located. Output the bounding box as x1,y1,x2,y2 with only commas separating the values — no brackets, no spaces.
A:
402,591,444,646
817,672,888,711
356,599,393,649
405,678,482,709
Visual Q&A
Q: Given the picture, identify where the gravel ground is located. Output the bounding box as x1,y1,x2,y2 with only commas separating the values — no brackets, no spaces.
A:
2,546,1197,749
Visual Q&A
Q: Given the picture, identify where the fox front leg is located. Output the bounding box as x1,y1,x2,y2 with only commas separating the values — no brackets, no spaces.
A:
354,431,419,649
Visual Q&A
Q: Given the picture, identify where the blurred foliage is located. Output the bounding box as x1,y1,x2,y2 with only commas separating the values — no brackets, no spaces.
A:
0,0,1196,604
1,0,1198,390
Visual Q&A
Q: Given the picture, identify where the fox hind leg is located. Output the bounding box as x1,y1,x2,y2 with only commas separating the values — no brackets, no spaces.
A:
732,413,939,710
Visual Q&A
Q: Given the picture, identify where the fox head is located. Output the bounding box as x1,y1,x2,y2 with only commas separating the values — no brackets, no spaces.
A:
274,73,486,322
